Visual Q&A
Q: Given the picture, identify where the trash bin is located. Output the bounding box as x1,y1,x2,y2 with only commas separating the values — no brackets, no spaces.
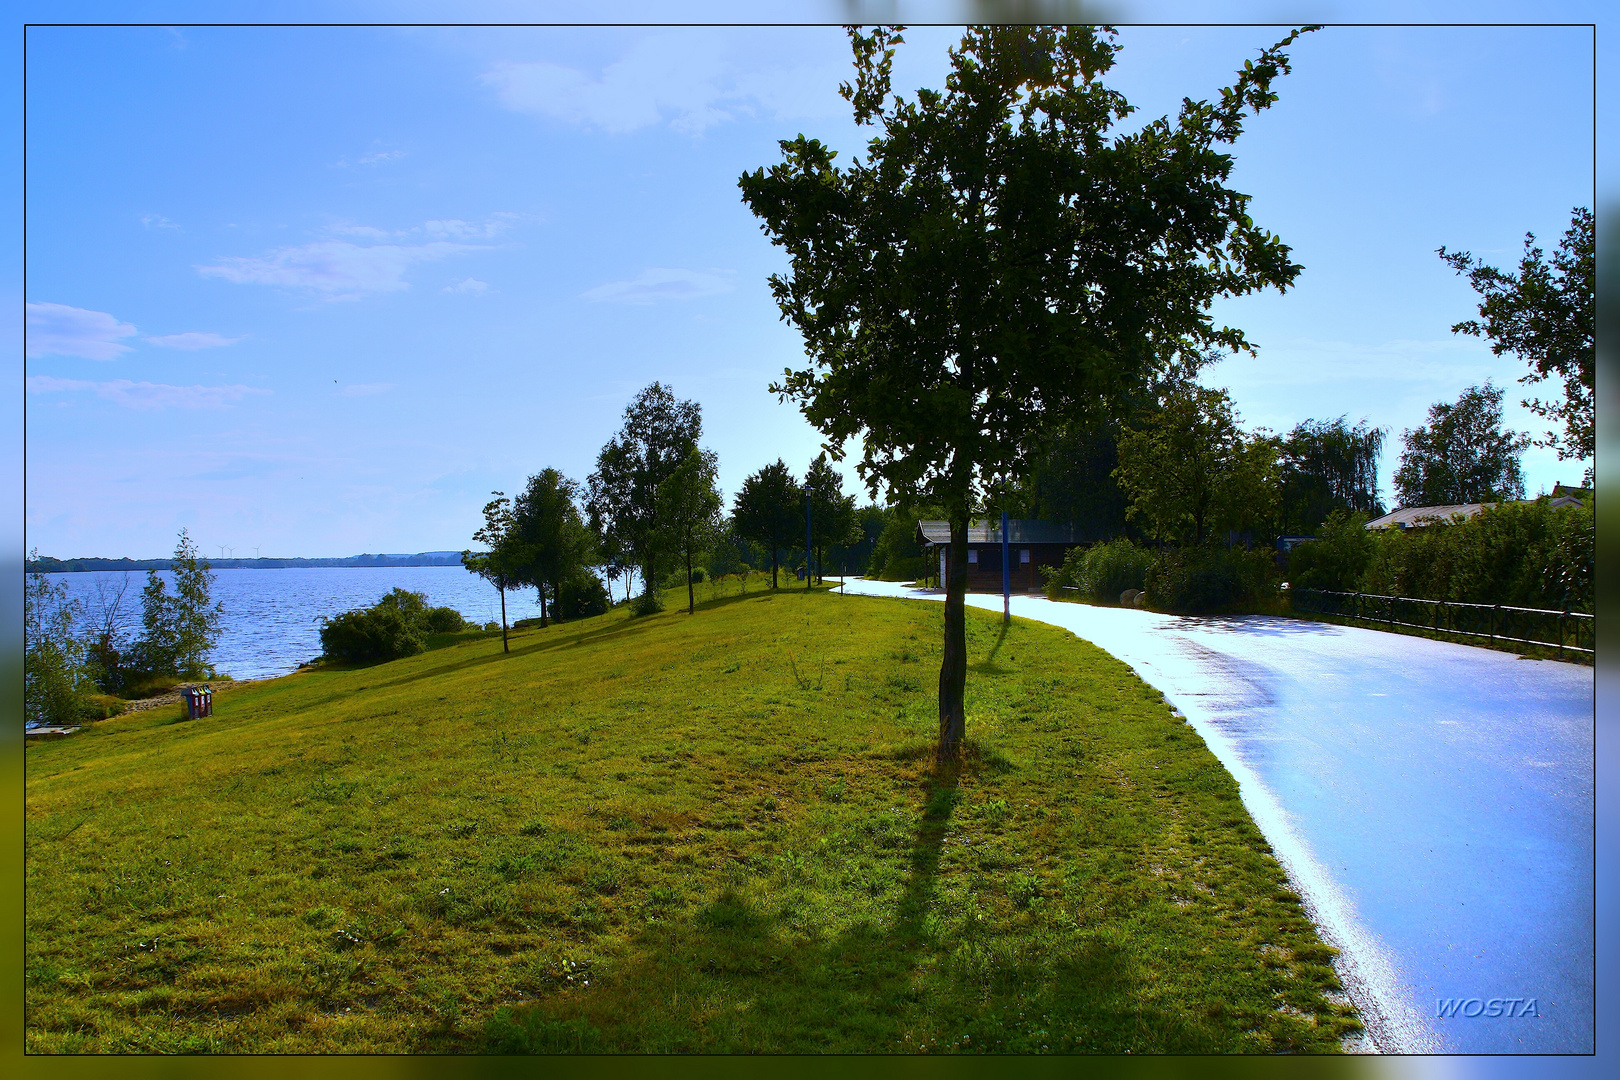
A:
184,685,213,719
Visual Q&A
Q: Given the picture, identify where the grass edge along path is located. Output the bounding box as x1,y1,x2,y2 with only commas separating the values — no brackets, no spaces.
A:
25,577,1361,1053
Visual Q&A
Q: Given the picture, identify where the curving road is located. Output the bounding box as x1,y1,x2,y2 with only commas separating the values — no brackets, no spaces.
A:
835,578,1594,1054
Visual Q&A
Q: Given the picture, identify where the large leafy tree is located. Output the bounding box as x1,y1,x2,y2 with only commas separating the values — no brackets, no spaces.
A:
657,446,724,614
731,459,802,589
512,468,595,627
1278,417,1385,535
740,24,1310,757
586,382,703,612
1393,383,1530,508
805,453,859,584
1440,207,1594,485
1115,384,1278,545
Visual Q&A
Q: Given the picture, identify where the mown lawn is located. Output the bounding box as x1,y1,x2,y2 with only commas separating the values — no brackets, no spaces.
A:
24,578,1360,1053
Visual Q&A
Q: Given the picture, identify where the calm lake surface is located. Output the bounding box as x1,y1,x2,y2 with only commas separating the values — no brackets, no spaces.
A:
48,566,564,681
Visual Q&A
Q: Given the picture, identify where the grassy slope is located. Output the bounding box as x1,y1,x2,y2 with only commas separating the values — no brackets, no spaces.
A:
25,579,1359,1054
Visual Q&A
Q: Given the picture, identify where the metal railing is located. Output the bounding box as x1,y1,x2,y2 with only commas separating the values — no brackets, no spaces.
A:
1289,589,1593,657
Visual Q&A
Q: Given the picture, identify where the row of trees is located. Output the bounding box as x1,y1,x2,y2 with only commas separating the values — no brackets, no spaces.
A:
465,382,872,649
24,530,223,726
1097,376,1536,553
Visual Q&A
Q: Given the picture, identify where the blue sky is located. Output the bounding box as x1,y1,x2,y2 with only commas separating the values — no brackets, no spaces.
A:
18,5,1605,559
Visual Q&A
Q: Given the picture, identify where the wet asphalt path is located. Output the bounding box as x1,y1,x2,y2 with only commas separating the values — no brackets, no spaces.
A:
834,578,1594,1054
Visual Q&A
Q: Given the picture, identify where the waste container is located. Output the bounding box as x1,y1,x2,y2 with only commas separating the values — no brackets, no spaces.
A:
184,685,213,719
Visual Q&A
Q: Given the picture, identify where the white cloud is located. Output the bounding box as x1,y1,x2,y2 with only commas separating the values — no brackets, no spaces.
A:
26,302,138,360
145,331,242,350
27,375,268,409
330,224,395,241
580,267,734,305
197,240,480,299
443,277,489,295
339,382,395,397
423,217,516,240
141,213,180,229
326,214,522,243
358,148,406,165
480,33,849,136
482,35,735,135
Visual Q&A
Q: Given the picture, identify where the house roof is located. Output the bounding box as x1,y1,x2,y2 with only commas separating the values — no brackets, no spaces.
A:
916,519,1090,545
1365,496,1585,530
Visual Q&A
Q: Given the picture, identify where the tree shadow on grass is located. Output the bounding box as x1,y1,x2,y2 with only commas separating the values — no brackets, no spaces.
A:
473,758,1232,1055
971,621,1012,674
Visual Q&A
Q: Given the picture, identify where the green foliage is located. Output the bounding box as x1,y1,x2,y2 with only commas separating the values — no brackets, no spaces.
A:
741,24,1314,753
1355,497,1592,611
512,468,596,627
1018,423,1130,543
866,506,933,581
374,587,428,621
1051,539,1156,603
657,445,724,614
24,555,92,727
1145,546,1278,615
1393,383,1530,507
805,453,859,583
586,382,704,606
741,25,1311,520
423,607,466,634
464,493,525,650
1116,385,1279,546
1285,511,1373,593
1441,207,1594,484
731,459,801,588
319,605,425,665
129,529,224,681
555,570,611,621
319,588,471,663
1279,418,1385,534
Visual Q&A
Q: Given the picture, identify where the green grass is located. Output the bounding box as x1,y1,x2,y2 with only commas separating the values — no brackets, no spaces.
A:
24,576,1360,1053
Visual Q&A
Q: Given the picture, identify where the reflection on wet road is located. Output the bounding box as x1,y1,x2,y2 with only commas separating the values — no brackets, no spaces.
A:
837,579,1593,1054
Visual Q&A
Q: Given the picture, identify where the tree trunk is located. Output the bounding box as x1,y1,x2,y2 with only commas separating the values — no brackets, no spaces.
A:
499,586,509,654
771,546,779,590
937,515,968,761
686,548,695,615
539,584,549,628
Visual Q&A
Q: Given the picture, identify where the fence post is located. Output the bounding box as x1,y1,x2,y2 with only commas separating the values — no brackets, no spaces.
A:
1490,604,1498,646
1559,611,1567,659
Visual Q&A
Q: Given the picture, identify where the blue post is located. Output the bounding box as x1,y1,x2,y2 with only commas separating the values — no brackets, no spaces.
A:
1001,509,1011,624
805,486,814,590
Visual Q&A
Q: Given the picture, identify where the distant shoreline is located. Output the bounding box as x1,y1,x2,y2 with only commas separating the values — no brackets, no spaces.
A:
28,552,469,573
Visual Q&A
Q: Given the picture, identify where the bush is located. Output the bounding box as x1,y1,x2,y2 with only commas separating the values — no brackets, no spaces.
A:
423,606,465,633
1145,545,1278,614
1356,497,1592,611
1058,539,1155,603
878,555,928,582
1286,510,1373,592
319,606,425,664
556,570,610,620
632,590,664,616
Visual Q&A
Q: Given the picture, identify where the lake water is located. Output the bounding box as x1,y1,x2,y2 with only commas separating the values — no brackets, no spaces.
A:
47,566,583,681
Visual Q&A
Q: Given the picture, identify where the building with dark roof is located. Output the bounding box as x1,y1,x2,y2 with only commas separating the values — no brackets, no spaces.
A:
915,519,1089,592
